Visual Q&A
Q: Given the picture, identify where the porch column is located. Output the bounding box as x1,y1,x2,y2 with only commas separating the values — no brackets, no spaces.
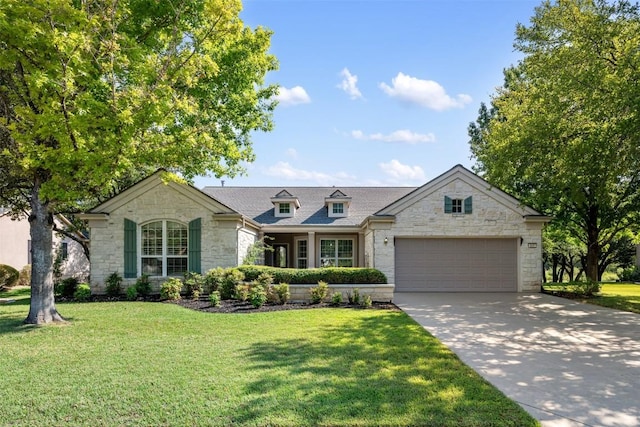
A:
308,231,316,268
358,232,365,267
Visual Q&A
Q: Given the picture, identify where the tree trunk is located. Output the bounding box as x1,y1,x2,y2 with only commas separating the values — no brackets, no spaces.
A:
24,179,65,324
585,205,600,282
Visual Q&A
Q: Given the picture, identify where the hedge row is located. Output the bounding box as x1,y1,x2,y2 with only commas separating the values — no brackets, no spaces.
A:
235,266,387,284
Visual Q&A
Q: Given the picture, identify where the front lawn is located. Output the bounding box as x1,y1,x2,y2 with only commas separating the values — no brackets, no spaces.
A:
543,283,640,314
0,289,537,426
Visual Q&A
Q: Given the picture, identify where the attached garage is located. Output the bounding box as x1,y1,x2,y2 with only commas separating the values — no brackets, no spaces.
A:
394,238,518,292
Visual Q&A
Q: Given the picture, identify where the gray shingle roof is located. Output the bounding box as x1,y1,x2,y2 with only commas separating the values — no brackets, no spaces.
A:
201,186,416,226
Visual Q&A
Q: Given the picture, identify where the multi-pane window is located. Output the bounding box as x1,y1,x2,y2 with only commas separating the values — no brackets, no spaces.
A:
279,203,291,214
332,203,344,214
451,199,463,213
141,221,187,276
297,240,307,269
320,239,353,267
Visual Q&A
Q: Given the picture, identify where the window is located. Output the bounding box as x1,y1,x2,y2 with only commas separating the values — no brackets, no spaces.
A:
451,199,463,213
320,239,353,267
444,196,472,214
297,240,307,269
141,221,187,276
279,203,291,214
332,203,344,214
60,242,69,260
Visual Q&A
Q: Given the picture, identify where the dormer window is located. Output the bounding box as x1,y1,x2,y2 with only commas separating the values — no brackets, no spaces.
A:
279,203,291,215
325,190,351,218
271,190,300,218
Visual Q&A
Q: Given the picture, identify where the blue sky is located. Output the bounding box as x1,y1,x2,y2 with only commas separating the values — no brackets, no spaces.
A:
194,0,541,188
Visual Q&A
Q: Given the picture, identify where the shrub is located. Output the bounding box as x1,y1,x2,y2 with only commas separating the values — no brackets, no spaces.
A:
126,286,138,301
570,280,601,297
250,284,267,308
236,265,387,285
183,272,204,299
105,272,123,297
209,291,221,307
256,272,274,287
135,274,152,297
362,294,372,308
236,284,250,302
0,264,19,291
274,283,290,305
331,291,343,305
619,266,640,282
220,268,244,299
74,283,92,302
56,277,79,298
161,278,182,300
347,288,361,305
204,267,226,293
17,265,31,287
309,281,329,304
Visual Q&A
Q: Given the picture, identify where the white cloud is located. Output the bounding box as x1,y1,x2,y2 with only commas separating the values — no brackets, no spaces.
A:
379,72,472,111
379,159,426,182
351,129,435,144
265,161,356,186
275,86,311,107
337,68,362,100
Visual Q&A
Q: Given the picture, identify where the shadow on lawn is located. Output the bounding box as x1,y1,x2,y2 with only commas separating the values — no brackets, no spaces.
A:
234,311,532,427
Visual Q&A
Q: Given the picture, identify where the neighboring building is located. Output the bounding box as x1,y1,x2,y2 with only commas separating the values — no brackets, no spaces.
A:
80,165,550,295
0,210,89,280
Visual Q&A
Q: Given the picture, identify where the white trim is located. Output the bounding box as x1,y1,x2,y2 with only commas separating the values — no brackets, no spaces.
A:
138,219,188,278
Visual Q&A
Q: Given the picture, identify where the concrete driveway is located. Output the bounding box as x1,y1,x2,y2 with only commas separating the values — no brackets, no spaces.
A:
394,292,640,427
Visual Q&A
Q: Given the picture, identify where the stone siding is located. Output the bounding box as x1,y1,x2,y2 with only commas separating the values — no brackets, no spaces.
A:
89,182,240,294
374,178,544,292
288,284,395,303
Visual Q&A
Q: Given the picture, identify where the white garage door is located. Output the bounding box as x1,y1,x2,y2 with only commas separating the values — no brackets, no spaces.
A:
395,238,518,292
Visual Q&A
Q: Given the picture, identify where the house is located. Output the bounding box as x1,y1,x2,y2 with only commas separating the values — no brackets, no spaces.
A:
79,165,549,297
0,209,90,280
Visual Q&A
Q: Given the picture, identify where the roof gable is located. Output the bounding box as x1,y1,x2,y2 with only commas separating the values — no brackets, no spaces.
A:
88,170,237,215
376,164,543,217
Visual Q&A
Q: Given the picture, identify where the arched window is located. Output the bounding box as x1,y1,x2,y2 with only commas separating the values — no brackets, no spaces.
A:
141,221,188,276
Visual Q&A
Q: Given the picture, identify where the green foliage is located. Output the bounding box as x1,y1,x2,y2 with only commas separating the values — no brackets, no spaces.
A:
274,283,290,305
73,283,91,302
17,265,31,287
208,291,221,307
309,281,330,304
135,274,152,297
220,269,245,300
161,278,183,301
347,288,361,305
249,284,268,308
256,272,274,287
55,277,79,298
183,272,204,300
204,267,226,293
362,295,373,308
126,286,138,301
105,272,123,297
236,284,250,302
619,266,640,282
0,265,19,291
236,265,387,284
469,0,640,281
331,291,343,306
242,237,275,265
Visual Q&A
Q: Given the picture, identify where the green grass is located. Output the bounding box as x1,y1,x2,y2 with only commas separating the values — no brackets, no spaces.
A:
0,289,537,426
544,282,640,314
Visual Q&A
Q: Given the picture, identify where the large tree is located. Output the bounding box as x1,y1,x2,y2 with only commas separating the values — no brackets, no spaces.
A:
469,0,640,282
0,0,278,324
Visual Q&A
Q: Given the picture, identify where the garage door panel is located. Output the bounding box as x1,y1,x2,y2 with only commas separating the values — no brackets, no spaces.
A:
395,238,517,292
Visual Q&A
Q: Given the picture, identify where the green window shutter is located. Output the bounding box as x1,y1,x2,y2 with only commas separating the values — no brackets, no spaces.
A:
444,196,452,213
188,218,202,274
464,196,473,214
124,219,137,279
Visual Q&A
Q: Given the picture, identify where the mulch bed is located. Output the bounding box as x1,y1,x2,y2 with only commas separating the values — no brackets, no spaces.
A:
170,298,400,314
